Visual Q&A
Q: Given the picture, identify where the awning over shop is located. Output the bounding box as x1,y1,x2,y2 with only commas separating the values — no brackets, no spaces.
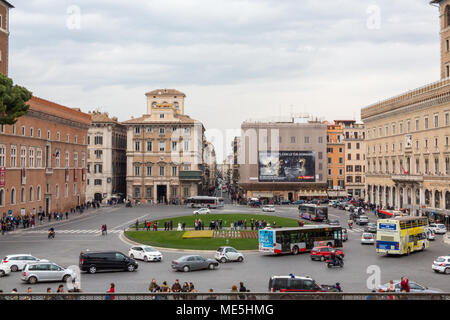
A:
297,190,328,197
250,192,274,198
327,190,348,197
422,207,449,216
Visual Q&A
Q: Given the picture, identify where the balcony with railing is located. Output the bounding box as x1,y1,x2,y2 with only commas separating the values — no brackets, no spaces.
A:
391,174,423,183
179,170,202,181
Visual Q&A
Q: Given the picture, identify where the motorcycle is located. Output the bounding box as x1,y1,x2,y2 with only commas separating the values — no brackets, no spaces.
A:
325,257,344,268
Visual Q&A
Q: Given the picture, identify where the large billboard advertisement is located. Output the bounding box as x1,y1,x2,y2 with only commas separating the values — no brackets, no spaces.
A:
258,151,316,182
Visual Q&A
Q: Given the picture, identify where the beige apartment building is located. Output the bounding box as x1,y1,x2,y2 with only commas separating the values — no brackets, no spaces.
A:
86,112,127,203
361,1,450,225
238,118,327,202
335,120,366,199
123,89,206,204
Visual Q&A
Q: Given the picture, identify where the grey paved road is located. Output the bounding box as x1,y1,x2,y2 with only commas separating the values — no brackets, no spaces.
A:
0,204,449,293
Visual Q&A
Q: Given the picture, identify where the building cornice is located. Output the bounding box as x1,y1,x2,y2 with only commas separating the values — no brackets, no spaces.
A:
27,109,90,130
363,91,450,123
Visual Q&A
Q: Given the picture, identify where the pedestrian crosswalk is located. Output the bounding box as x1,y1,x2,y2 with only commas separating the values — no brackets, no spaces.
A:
25,229,122,234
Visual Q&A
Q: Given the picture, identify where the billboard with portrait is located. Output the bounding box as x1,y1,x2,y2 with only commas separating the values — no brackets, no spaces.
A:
258,151,316,182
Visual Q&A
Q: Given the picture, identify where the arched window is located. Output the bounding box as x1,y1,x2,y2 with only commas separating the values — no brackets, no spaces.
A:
21,187,25,203
416,189,420,205
29,186,34,202
407,188,411,205
435,190,441,208
151,102,157,108
425,189,431,206
174,102,179,109
37,185,41,201
446,191,450,210
10,187,15,204
0,188,4,206
399,187,404,208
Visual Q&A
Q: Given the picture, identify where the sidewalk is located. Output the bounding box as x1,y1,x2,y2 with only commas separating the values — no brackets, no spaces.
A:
444,232,450,245
4,204,122,234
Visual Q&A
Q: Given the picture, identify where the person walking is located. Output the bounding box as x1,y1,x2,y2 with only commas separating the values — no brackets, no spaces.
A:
206,288,217,300
161,281,170,300
107,283,115,300
230,285,238,300
400,276,410,293
239,282,247,300
149,279,158,292
135,219,139,230
172,279,182,300
104,224,107,236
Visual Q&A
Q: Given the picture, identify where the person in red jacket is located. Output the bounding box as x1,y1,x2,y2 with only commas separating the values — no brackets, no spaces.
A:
107,283,115,300
400,276,410,293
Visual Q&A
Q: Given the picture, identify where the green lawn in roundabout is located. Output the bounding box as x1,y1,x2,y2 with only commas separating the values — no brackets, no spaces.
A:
124,213,304,251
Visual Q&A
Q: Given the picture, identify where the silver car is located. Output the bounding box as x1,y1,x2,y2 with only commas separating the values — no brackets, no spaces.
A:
21,262,77,284
361,232,375,245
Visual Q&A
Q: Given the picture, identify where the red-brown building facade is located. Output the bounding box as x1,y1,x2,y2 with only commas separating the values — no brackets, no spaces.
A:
0,0,13,77
0,96,91,218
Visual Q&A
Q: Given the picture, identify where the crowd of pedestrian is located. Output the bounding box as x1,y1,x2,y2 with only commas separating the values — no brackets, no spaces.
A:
0,202,104,236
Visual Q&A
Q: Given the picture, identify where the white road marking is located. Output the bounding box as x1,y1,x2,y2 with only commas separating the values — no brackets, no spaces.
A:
22,229,122,234
111,214,152,230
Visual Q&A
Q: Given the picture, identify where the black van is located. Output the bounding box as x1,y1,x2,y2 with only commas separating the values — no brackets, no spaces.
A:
268,275,325,292
79,251,138,274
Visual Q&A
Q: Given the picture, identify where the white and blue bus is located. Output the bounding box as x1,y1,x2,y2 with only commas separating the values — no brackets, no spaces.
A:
259,226,343,255
185,196,224,209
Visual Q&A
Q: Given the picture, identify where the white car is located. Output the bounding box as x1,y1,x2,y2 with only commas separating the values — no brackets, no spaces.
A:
262,205,275,212
194,208,211,215
361,233,375,245
215,246,244,263
429,223,447,234
0,264,11,277
128,245,162,262
432,256,450,274
1,254,49,272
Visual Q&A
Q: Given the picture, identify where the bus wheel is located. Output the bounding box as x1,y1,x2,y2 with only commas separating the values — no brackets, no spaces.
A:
292,246,299,255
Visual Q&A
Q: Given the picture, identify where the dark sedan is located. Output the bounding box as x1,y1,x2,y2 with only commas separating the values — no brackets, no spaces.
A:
171,255,219,272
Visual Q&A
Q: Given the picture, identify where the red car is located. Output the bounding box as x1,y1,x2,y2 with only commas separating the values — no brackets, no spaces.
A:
310,246,344,261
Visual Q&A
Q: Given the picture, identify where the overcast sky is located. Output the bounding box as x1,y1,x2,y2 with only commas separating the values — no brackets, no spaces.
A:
9,0,441,161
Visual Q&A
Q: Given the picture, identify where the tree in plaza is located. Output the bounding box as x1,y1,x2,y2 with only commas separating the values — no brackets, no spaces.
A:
0,74,33,125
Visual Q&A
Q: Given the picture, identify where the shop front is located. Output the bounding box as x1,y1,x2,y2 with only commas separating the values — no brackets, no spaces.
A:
423,207,450,228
